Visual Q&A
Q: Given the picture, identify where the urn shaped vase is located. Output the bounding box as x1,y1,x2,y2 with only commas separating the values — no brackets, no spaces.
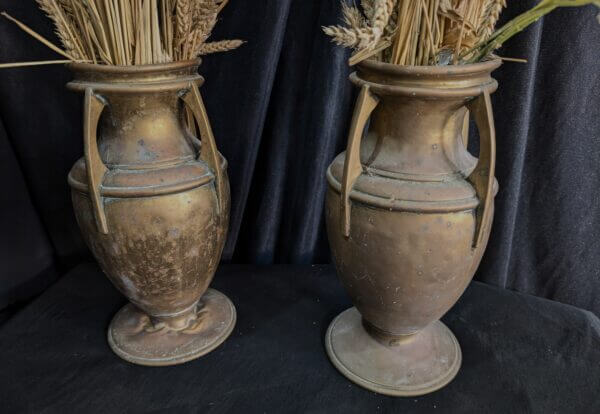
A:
325,59,501,395
67,60,235,366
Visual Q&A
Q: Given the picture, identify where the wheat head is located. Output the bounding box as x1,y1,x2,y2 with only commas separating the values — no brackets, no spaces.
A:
477,0,507,41
199,39,244,55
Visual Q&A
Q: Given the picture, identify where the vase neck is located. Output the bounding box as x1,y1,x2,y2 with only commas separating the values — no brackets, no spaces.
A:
362,97,473,178
67,60,203,170
98,92,194,168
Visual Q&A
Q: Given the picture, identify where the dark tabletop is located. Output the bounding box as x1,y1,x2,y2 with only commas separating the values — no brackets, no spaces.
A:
1,263,599,413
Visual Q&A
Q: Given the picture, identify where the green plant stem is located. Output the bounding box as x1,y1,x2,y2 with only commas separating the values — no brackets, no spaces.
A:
467,0,600,63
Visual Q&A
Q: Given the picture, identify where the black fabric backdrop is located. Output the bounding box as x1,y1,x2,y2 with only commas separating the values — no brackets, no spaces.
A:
0,2,599,314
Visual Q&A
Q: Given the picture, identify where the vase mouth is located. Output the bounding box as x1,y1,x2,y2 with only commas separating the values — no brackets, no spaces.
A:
353,58,502,99
68,58,202,72
66,59,203,94
358,58,501,77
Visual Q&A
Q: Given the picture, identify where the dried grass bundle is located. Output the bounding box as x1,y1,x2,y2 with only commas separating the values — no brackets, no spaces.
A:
324,0,599,66
2,0,243,67
325,0,505,65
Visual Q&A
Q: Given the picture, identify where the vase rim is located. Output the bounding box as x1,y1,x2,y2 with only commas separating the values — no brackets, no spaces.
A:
353,58,501,99
66,58,204,94
357,58,502,77
67,58,202,74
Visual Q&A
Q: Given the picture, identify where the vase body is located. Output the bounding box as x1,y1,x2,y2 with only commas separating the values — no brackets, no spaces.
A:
67,60,235,366
325,59,501,396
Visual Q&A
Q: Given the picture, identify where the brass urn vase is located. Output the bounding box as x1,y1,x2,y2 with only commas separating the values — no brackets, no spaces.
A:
325,59,501,395
67,60,235,366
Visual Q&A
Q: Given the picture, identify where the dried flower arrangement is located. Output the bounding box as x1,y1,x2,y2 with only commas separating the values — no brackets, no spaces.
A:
324,0,600,66
1,0,243,68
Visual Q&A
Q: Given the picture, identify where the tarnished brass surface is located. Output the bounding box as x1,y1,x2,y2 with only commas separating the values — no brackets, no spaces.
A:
108,289,236,366
326,308,461,396
325,59,501,396
67,60,234,366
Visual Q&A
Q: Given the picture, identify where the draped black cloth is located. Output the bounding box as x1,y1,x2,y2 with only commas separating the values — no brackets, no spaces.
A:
1,264,599,413
0,0,599,315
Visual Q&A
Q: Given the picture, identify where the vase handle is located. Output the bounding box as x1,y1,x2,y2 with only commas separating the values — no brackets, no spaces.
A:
83,87,109,235
181,83,224,214
466,88,496,249
340,84,379,238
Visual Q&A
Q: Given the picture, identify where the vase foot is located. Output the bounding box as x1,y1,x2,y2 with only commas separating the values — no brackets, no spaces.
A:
108,288,236,367
325,307,461,397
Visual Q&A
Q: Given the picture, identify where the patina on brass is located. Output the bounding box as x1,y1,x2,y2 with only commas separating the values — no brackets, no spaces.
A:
325,59,501,396
67,60,235,366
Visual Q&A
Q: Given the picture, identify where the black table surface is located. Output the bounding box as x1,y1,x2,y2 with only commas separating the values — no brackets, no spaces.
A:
1,263,599,413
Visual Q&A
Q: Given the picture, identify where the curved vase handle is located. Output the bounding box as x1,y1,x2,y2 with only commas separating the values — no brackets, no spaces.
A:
340,84,379,238
466,88,496,249
83,87,109,235
180,83,224,214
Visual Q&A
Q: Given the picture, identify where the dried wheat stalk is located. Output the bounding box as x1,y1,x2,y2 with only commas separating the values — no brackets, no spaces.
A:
324,0,506,66
477,0,506,40
323,0,397,51
2,0,243,67
199,39,245,55
326,0,599,66
37,0,86,60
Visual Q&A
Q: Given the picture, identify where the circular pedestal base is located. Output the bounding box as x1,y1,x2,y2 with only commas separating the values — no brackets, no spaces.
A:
325,307,461,397
108,288,236,366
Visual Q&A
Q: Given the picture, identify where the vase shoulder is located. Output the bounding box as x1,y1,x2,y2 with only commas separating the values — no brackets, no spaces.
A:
68,157,224,198
327,152,481,212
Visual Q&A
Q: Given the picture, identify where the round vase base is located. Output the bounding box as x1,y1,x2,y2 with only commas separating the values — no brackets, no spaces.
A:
108,288,236,367
325,307,461,397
